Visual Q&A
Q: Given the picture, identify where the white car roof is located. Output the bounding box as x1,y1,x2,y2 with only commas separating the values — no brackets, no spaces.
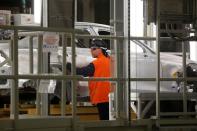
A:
75,22,111,29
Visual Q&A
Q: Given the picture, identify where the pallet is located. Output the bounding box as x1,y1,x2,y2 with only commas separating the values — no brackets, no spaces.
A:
0,104,136,120
0,104,99,121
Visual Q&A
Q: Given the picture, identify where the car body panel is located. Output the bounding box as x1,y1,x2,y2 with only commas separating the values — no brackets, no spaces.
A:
70,22,197,95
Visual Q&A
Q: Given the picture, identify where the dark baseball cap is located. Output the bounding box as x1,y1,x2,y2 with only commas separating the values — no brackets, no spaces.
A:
90,39,106,49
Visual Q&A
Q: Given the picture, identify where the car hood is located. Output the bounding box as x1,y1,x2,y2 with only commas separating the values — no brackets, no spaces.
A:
160,52,195,66
160,52,197,80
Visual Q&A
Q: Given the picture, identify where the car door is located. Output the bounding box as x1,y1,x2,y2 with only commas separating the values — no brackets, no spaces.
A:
130,41,157,92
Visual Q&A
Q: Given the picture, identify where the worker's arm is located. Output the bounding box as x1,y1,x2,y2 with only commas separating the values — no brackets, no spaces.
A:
66,63,95,77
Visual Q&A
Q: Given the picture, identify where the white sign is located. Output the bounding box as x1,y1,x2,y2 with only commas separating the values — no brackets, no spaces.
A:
38,80,56,93
43,32,59,52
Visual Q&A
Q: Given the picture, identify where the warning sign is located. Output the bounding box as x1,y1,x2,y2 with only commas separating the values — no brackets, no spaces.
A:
43,32,59,52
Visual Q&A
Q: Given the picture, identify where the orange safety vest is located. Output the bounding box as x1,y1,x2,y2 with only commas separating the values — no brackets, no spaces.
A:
89,53,111,104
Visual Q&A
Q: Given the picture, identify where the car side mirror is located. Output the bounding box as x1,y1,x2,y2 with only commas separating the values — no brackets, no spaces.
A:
144,53,148,57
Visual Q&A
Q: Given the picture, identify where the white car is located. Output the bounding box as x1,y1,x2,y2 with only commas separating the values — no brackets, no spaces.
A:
57,22,197,117
53,22,197,102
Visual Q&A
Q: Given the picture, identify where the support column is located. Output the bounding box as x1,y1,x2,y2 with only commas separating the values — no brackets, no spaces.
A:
110,0,129,121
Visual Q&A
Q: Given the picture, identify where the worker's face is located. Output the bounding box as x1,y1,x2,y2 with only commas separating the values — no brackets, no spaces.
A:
90,47,102,58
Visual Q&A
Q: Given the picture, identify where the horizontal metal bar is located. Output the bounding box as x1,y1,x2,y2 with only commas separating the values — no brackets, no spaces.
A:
0,75,154,81
160,112,197,116
18,31,44,36
75,34,191,42
185,77,197,81
75,34,124,39
1,75,197,82
160,78,183,81
134,92,197,101
158,118,197,125
160,29,194,34
0,25,75,33
0,74,82,80
83,77,197,82
160,77,197,82
75,34,156,40
18,74,83,80
160,126,197,129
0,40,10,43
17,31,72,37
0,75,16,79
78,120,125,128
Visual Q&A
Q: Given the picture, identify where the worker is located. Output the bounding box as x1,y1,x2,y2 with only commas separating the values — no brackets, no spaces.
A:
67,39,111,120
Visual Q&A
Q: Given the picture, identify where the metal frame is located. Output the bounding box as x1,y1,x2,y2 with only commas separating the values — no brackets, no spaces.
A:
1,0,197,130
0,24,153,130
156,0,161,120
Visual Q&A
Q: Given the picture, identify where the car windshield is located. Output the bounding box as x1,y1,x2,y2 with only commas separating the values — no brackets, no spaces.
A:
75,28,91,48
131,40,156,54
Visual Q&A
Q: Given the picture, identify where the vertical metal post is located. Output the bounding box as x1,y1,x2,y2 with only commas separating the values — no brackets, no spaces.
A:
42,0,48,27
71,33,77,126
115,36,122,120
36,35,43,115
29,36,34,73
113,0,120,119
126,0,131,121
182,41,187,114
61,34,67,116
8,39,13,114
10,37,14,114
143,0,148,38
41,51,49,116
11,29,19,119
137,97,141,119
121,0,132,121
115,0,126,120
10,39,14,62
109,0,116,120
110,0,127,120
74,0,77,22
156,0,161,119
42,0,49,116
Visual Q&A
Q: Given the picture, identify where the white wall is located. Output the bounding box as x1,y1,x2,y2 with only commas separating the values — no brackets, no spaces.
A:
190,41,197,61
130,0,143,36
34,0,42,24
